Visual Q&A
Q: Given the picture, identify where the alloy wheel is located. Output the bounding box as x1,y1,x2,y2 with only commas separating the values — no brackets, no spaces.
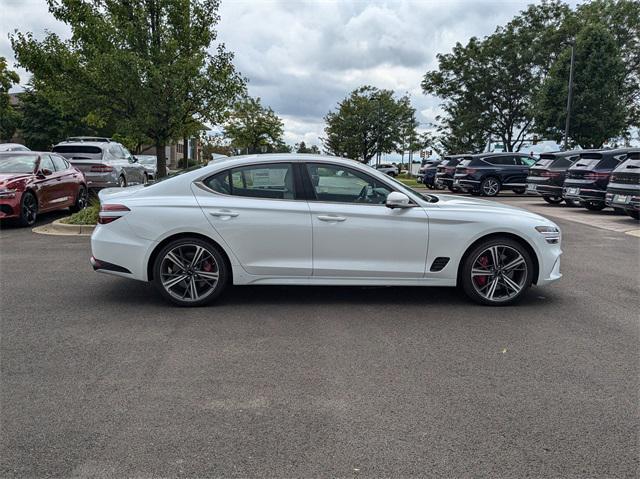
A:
77,186,87,209
22,193,37,225
119,176,127,187
159,244,220,302
482,178,500,196
471,245,527,302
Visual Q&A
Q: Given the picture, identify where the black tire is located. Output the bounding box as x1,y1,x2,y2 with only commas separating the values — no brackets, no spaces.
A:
613,207,626,215
470,190,481,196
70,184,88,213
542,196,563,205
627,210,640,220
143,173,149,185
480,177,501,197
152,237,228,307
460,237,534,306
584,201,605,211
119,175,127,188
512,187,526,195
564,198,578,207
18,191,37,227
448,185,457,192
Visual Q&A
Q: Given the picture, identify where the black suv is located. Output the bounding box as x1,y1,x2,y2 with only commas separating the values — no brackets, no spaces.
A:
418,159,444,189
526,150,582,205
453,152,536,196
435,155,471,192
563,148,634,211
605,150,640,220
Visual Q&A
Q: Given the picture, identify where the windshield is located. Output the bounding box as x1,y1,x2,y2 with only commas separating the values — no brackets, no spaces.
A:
0,154,38,173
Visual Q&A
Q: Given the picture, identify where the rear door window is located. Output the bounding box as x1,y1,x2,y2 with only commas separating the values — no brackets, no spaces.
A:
485,156,515,165
51,155,68,171
204,163,296,200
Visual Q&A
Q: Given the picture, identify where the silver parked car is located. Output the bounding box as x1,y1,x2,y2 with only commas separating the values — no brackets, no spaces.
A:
135,155,170,181
374,163,399,176
52,137,147,189
0,143,30,152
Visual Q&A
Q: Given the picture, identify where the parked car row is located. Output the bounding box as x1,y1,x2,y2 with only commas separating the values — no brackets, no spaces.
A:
527,148,638,219
0,137,165,226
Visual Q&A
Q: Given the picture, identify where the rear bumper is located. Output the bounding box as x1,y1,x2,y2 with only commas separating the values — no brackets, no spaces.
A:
562,185,606,202
83,170,120,189
605,187,640,211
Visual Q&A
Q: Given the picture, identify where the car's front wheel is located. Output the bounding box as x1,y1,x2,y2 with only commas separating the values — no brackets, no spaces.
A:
153,238,228,307
512,187,526,195
627,210,639,220
461,237,534,306
119,175,127,188
19,191,37,227
480,177,501,196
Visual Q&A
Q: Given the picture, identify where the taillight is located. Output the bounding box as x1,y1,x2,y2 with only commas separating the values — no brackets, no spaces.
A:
541,171,561,178
98,204,130,224
91,164,114,172
584,172,610,180
465,168,477,174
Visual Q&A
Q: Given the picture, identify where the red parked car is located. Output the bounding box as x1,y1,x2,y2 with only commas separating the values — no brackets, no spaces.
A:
0,151,88,226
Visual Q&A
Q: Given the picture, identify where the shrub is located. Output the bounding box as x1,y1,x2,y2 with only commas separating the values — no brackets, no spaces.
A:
61,199,100,225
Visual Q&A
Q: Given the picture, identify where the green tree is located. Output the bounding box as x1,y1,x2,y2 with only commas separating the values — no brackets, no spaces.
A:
295,141,320,154
11,0,245,177
224,96,286,154
534,25,627,148
422,1,573,152
0,57,21,142
322,86,416,162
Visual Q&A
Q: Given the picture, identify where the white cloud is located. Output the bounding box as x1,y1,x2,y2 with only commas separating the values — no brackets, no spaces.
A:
1,0,543,147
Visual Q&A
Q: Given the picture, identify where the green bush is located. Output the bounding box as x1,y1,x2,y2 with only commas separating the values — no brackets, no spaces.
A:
61,200,100,225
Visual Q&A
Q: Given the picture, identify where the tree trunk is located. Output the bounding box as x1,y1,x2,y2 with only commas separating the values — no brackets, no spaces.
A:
156,141,168,178
183,136,189,167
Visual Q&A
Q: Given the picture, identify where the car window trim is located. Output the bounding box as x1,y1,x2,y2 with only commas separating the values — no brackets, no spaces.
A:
197,161,303,202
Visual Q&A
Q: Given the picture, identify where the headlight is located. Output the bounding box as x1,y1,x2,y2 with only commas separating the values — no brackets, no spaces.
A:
535,225,560,244
0,188,17,199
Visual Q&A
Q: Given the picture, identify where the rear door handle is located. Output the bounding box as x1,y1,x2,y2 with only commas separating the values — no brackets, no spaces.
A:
317,215,346,222
209,210,239,218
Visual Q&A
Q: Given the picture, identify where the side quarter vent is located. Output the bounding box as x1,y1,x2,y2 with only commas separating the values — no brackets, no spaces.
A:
430,257,450,272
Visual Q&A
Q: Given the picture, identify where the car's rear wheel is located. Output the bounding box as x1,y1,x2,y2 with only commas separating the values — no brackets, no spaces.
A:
584,201,605,211
461,237,533,306
19,191,37,227
153,238,228,307
512,187,526,195
543,195,563,205
564,198,578,207
143,173,149,185
480,177,501,197
70,185,88,212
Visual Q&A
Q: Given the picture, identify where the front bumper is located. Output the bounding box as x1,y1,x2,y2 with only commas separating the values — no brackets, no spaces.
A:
0,193,22,220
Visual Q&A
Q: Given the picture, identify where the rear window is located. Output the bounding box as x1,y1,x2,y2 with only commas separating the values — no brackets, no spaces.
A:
615,158,640,171
571,158,600,169
535,159,554,167
551,157,575,168
52,145,103,159
457,159,471,167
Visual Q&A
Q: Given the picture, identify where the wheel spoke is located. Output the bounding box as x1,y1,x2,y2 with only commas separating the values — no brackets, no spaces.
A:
489,246,500,268
501,274,522,294
189,276,198,300
165,251,186,270
502,255,524,272
163,274,188,289
195,270,219,280
472,268,490,276
191,246,205,268
486,277,499,299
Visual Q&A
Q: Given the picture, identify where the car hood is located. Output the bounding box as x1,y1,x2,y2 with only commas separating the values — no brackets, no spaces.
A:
0,173,32,187
433,194,550,221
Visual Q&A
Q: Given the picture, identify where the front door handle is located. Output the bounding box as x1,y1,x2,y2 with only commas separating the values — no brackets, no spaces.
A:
209,210,239,218
317,215,346,222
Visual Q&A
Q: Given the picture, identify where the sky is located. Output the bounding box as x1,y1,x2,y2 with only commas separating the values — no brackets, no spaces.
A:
1,0,566,149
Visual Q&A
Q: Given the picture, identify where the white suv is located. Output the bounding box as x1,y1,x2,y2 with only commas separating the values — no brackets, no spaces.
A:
374,163,399,177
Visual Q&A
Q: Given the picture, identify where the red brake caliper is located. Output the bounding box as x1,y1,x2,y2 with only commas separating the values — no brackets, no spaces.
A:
202,261,213,272
475,256,489,287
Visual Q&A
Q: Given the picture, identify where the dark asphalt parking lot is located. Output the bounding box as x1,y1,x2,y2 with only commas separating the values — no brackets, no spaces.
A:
1,208,639,478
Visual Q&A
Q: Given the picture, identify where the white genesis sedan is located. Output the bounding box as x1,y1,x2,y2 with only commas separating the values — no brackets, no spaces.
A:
91,154,562,306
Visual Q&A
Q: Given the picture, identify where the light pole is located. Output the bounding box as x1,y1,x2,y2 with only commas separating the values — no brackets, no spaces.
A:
563,43,575,150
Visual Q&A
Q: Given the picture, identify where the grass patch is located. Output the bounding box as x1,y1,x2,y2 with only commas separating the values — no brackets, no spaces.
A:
396,176,422,188
61,199,100,225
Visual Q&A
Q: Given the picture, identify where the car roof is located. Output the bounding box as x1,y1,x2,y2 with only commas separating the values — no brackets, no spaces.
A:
0,150,43,156
579,147,636,159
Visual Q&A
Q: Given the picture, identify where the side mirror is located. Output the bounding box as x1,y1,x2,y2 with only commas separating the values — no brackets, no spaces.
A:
129,156,138,163
386,191,412,209
37,168,53,178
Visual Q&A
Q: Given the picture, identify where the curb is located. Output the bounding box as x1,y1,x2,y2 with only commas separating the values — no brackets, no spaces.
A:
32,218,95,236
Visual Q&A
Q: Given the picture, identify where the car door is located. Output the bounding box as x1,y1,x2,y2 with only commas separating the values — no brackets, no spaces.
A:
50,154,78,206
304,162,429,278
34,155,60,211
192,162,313,276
